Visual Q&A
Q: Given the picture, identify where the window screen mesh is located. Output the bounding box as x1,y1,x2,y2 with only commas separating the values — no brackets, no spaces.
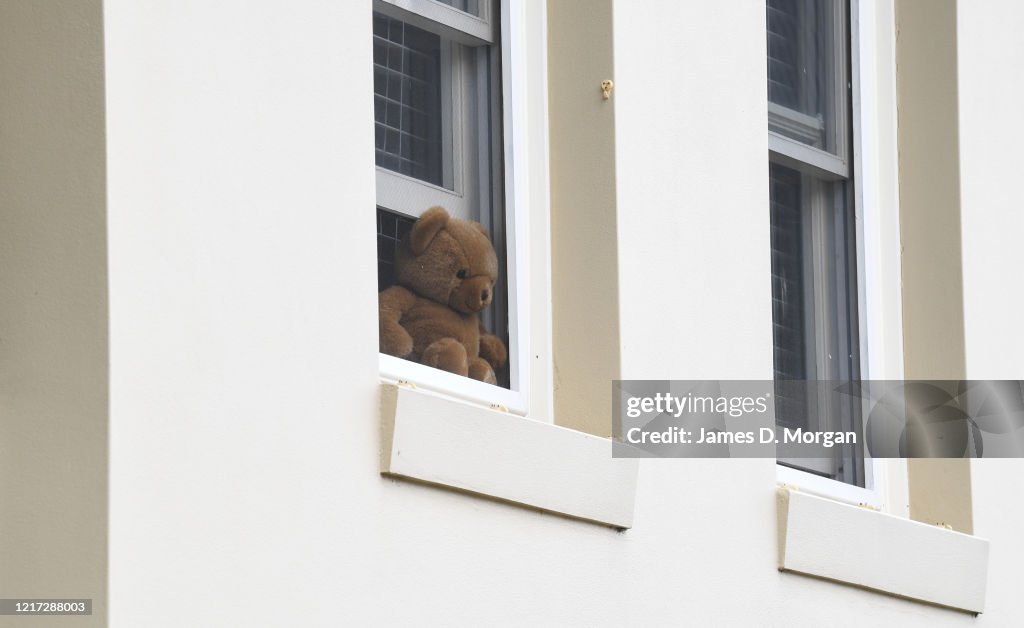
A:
373,13,444,186
377,208,416,292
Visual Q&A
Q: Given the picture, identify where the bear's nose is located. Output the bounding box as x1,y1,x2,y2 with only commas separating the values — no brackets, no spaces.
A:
481,289,490,303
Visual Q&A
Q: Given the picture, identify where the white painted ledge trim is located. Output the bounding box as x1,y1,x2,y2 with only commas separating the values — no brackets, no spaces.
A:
380,384,638,528
777,488,989,613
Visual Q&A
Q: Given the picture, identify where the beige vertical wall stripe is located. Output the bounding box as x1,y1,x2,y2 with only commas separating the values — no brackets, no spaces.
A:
548,0,620,436
894,0,966,380
0,1,109,625
894,0,972,534
907,459,973,534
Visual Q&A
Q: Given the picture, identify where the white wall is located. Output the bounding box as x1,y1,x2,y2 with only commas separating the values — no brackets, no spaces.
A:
958,3,1024,621
958,0,1024,381
104,1,381,624
614,1,773,382
101,1,1024,626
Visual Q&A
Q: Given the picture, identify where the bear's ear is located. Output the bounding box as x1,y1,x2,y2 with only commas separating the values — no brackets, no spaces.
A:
409,206,450,255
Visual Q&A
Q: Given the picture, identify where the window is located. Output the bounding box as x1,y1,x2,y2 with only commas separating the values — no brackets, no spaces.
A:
375,1,637,529
767,0,868,487
374,0,527,412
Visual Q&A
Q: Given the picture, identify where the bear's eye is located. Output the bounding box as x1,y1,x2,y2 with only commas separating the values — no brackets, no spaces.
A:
456,269,468,279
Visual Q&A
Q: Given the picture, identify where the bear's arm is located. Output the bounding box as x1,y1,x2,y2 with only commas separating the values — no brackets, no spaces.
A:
379,286,418,358
477,322,507,371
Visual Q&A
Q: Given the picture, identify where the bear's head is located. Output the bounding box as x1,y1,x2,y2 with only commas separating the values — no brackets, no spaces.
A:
394,206,499,314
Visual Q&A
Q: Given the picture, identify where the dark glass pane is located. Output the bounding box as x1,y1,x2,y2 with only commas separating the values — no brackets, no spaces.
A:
373,13,444,186
769,162,864,485
770,163,810,429
766,0,843,152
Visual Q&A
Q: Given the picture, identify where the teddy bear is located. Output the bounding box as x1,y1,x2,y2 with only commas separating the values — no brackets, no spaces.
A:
379,206,508,385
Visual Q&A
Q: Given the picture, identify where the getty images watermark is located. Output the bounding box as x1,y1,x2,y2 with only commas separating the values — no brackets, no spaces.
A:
612,380,1024,458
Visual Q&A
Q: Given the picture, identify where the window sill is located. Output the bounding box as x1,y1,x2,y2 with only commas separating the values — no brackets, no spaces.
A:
777,488,989,613
380,353,528,415
776,464,884,510
380,383,638,528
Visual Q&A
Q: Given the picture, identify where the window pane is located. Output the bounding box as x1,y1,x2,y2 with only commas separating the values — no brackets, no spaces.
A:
769,162,864,485
770,164,808,385
373,12,444,186
770,163,814,441
766,0,844,153
434,0,482,17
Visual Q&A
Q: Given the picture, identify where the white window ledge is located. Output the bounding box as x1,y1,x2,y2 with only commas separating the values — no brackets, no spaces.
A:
380,383,638,528
777,488,990,613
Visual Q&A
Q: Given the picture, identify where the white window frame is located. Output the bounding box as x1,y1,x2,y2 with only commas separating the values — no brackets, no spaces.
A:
376,0,534,417
380,0,495,45
772,0,900,511
768,0,850,179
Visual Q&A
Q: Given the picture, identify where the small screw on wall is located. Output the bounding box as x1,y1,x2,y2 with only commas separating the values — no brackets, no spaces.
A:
601,79,614,100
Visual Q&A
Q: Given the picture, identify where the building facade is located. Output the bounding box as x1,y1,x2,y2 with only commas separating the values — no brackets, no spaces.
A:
2,0,1023,625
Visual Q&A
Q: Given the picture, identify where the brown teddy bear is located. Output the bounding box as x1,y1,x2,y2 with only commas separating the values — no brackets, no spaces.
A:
379,206,507,385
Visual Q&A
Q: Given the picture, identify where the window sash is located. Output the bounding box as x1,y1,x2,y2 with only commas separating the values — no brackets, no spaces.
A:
376,0,495,44
769,131,848,180
767,0,849,160
375,38,478,220
770,163,862,477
